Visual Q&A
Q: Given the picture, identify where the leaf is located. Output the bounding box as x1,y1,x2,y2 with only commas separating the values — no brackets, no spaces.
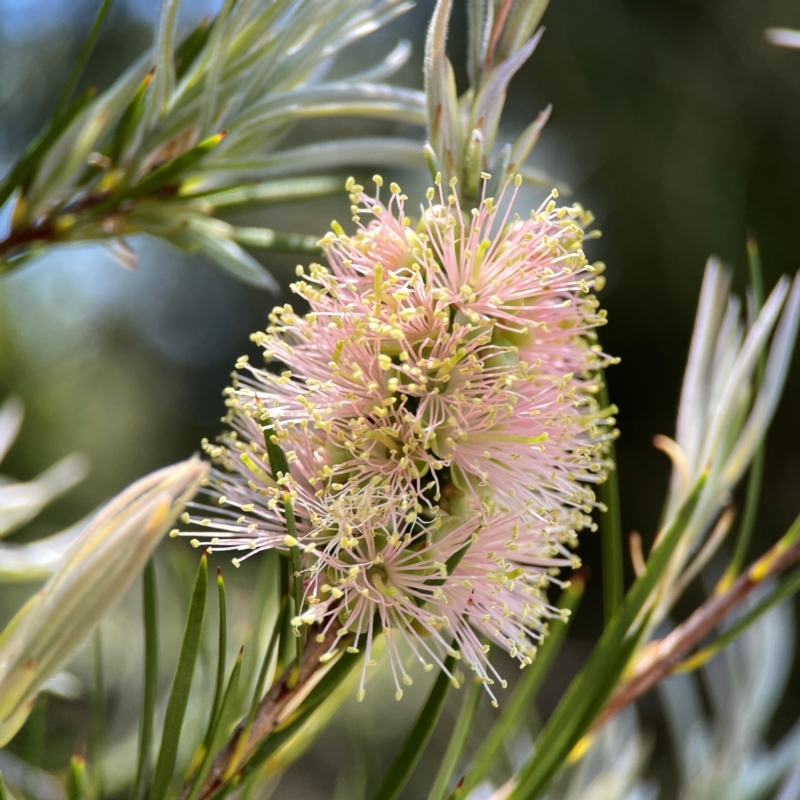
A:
149,553,208,800
0,85,98,210
130,133,226,197
198,0,238,139
148,0,181,124
232,228,321,255
723,234,768,585
508,105,551,174
0,453,89,539
0,769,6,800
28,57,152,210
509,625,646,800
424,0,462,181
189,222,279,291
186,647,244,800
427,673,481,800
0,525,85,583
180,176,340,209
466,0,491,87
371,653,458,800
90,630,106,794
186,139,425,188
203,568,228,751
467,29,543,166
262,422,289,480
0,458,207,747
175,16,214,81
598,377,623,623
454,578,585,798
283,494,304,671
107,71,154,166
54,0,114,121
506,476,707,800
0,397,23,463
131,559,159,800
67,755,87,800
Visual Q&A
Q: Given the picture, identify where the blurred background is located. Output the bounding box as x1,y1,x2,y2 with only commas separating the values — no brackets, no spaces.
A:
2,0,800,796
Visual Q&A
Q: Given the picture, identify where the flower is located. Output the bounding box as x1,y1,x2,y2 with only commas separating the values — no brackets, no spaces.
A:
182,175,614,701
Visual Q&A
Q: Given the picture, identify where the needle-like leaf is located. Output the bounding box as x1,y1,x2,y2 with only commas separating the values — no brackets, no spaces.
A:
150,553,208,800
131,559,159,800
428,673,481,800
454,577,586,798
371,654,458,800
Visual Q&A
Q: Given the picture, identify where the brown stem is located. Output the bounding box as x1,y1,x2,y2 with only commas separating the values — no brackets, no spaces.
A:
595,536,800,729
181,624,340,800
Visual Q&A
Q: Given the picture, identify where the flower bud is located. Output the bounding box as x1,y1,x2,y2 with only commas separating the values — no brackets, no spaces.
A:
0,457,208,745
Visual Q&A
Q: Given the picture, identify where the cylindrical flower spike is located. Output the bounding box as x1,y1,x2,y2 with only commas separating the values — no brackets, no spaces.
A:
182,176,615,703
0,457,208,745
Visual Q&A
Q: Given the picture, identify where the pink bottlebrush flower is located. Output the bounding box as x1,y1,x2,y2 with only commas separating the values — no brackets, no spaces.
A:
180,173,615,700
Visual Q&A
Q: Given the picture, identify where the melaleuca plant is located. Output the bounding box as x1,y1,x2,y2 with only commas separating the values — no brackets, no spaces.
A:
2,3,800,800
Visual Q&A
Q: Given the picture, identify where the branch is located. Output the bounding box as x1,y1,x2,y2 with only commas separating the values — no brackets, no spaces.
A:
182,623,340,800
596,534,800,728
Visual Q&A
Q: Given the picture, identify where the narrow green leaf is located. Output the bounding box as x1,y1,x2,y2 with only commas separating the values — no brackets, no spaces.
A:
197,0,237,139
726,233,767,581
598,376,623,623
150,553,208,800
186,647,244,800
238,552,280,697
506,477,706,800
277,558,296,675
175,16,214,81
508,624,647,800
192,228,279,291
54,0,114,120
149,0,180,123
245,597,285,740
455,578,585,798
232,227,321,255
371,654,458,800
283,494,304,671
179,177,341,209
428,674,481,800
0,86,97,209
203,568,228,751
130,133,226,197
262,423,289,479
131,559,159,800
0,769,7,800
90,629,106,795
107,71,153,166
67,755,87,800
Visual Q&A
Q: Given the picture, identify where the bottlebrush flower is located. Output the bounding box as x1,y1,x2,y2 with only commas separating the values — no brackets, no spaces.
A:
181,175,615,701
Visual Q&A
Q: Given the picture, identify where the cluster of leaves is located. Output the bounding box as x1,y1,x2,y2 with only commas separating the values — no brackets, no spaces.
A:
0,0,426,288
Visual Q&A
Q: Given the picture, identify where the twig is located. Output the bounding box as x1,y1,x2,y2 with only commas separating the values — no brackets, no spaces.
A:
595,535,800,728
181,623,340,800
